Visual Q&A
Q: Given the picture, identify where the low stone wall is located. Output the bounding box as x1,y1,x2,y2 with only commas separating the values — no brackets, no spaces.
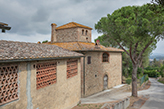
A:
127,79,149,90
139,80,149,90
101,98,130,109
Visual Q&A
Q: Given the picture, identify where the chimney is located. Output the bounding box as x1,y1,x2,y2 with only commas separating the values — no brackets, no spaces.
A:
95,39,100,49
51,23,57,43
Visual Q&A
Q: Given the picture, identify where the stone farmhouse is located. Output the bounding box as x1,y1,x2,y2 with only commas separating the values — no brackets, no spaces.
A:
48,22,124,97
0,22,123,109
0,40,83,109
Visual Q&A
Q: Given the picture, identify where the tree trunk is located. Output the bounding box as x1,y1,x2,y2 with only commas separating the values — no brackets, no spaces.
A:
132,64,138,97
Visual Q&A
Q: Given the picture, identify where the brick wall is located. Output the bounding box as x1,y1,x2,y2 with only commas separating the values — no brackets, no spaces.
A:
81,52,122,97
0,58,81,109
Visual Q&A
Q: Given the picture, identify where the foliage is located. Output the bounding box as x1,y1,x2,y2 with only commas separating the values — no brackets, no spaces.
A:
126,78,132,85
42,40,48,43
95,35,119,48
95,3,164,97
137,67,143,79
160,65,164,77
145,75,149,82
145,66,159,71
150,58,163,67
122,52,133,77
140,74,149,85
137,67,143,74
144,69,160,77
152,0,164,6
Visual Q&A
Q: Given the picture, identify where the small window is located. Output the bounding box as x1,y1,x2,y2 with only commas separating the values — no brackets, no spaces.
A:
87,56,91,64
85,30,88,35
67,59,78,78
102,52,109,62
86,37,88,41
82,30,84,35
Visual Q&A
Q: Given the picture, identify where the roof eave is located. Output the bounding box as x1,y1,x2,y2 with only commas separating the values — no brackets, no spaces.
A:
74,50,124,53
0,56,84,63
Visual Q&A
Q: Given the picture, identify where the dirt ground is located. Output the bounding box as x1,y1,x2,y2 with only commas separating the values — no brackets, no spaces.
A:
72,80,151,109
127,80,151,109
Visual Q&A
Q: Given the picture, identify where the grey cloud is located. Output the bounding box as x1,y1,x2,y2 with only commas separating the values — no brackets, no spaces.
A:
1,0,153,37
32,8,50,22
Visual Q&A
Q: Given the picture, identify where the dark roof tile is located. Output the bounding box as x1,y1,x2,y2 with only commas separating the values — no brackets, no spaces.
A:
0,40,83,61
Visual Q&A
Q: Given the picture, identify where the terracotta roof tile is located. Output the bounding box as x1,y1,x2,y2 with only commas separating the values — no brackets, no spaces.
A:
48,42,124,52
0,40,83,61
56,22,92,30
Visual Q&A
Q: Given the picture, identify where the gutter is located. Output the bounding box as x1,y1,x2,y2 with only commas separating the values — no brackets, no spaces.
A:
0,56,84,63
74,50,123,53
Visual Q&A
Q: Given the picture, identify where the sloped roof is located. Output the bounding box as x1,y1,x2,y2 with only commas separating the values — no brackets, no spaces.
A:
0,40,83,62
56,22,92,30
48,42,124,52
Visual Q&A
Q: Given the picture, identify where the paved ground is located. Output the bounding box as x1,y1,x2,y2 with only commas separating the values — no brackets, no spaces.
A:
81,84,131,104
140,78,164,109
81,78,164,109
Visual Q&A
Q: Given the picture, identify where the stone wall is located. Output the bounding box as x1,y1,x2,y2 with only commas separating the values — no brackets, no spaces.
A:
77,28,91,42
0,58,81,109
56,28,78,42
55,27,92,42
82,52,122,97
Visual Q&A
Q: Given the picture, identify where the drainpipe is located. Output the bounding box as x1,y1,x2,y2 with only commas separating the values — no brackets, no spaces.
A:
83,56,85,96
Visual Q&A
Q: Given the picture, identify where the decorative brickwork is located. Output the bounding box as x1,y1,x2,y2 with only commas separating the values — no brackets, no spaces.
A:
67,59,78,78
0,65,19,106
36,62,57,89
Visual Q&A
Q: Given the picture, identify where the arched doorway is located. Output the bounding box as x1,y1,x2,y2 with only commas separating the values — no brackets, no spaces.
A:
103,74,108,90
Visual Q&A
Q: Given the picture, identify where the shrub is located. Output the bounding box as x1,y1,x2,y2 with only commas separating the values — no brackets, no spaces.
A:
144,70,160,77
42,40,48,43
126,78,132,85
144,75,149,82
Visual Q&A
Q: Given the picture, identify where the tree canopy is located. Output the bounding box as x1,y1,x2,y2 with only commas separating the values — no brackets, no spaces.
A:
95,3,164,97
152,0,164,6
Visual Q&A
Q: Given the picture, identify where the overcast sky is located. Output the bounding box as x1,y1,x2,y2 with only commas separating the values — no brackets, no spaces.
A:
0,0,163,54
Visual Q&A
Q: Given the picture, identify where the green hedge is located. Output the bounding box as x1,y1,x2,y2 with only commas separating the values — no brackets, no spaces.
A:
144,70,160,77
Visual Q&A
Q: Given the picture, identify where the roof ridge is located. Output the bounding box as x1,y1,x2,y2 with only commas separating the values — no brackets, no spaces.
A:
72,22,77,26
56,22,92,30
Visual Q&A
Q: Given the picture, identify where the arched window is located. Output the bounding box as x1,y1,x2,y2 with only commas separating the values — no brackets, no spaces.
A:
102,52,109,62
85,30,88,35
82,29,84,35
